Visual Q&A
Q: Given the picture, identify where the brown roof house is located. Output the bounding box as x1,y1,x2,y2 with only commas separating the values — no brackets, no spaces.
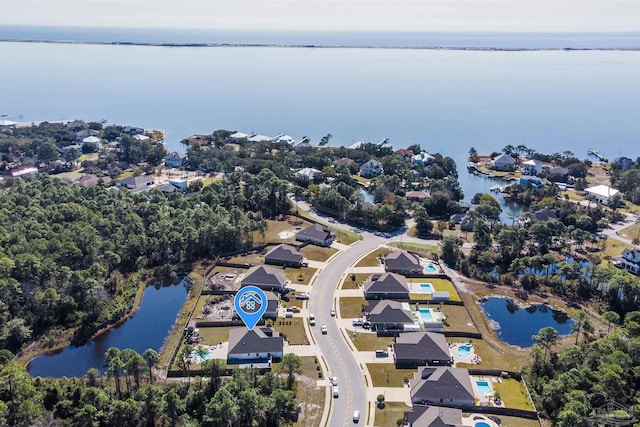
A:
365,300,416,333
405,405,466,427
409,367,475,406
241,265,288,292
393,332,453,367
264,244,304,267
363,273,410,300
384,251,422,275
227,327,284,366
295,224,334,247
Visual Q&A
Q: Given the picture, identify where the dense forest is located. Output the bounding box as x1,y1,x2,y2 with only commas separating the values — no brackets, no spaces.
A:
0,171,290,353
0,349,303,427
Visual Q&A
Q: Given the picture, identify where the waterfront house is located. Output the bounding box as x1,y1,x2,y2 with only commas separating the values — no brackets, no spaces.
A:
116,176,154,191
0,120,16,128
295,224,334,247
123,126,144,135
164,152,188,168
459,215,475,232
240,265,288,292
229,132,249,142
273,134,295,145
522,159,544,176
359,159,383,178
491,154,516,171
348,141,365,150
394,332,453,367
406,191,430,202
247,133,273,143
133,134,150,141
405,405,465,427
519,175,543,186
365,300,415,333
264,244,304,268
395,148,413,163
384,251,422,275
412,152,435,166
227,327,284,365
531,208,558,222
585,185,620,206
363,273,411,300
67,120,88,131
619,249,640,275
76,129,100,139
547,166,570,181
409,367,475,406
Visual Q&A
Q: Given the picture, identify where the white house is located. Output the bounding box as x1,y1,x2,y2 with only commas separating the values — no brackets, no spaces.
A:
227,327,284,365
491,154,516,171
273,134,295,145
133,134,150,141
411,152,435,166
585,185,620,205
522,159,544,176
359,159,383,178
620,249,640,275
296,167,321,180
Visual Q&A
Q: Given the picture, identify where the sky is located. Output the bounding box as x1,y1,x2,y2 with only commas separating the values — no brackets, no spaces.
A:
0,0,638,33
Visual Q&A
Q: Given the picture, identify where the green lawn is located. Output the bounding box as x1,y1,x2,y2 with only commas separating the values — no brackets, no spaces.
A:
341,273,371,290
440,305,479,333
374,401,412,427
300,245,338,262
273,317,308,345
350,333,394,352
387,241,439,255
283,266,318,285
618,222,640,242
197,326,234,345
494,378,534,411
367,363,416,387
355,248,391,267
407,278,462,302
333,228,362,245
451,338,527,372
489,415,540,427
252,219,313,244
339,297,368,318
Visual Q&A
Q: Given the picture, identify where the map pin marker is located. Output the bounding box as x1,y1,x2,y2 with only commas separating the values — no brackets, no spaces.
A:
234,286,268,330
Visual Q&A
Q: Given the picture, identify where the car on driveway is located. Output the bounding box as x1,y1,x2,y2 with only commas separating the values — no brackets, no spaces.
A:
352,318,364,326
321,324,328,334
296,293,310,300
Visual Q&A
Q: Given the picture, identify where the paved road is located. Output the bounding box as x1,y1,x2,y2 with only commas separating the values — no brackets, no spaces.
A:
309,232,383,427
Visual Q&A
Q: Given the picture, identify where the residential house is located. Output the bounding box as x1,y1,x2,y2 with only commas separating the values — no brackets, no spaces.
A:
295,167,321,181
164,152,188,168
9,166,38,178
409,367,475,406
449,214,465,224
412,152,435,166
116,176,155,191
395,148,413,163
359,159,383,178
133,134,150,141
293,140,312,154
264,291,280,319
0,120,16,128
264,244,304,268
460,215,475,232
82,135,101,145
240,265,288,292
348,141,365,150
394,332,452,367
247,133,273,143
585,185,620,206
67,120,88,131
547,166,570,180
123,126,144,135
363,273,411,300
273,134,295,145
531,208,558,222
76,174,111,188
406,191,430,202
60,144,83,159
365,300,415,333
519,175,543,186
491,154,516,171
229,132,249,142
619,249,640,275
76,128,100,139
295,224,334,247
156,184,178,193
613,157,635,171
384,251,423,275
226,327,284,365
521,159,544,176
405,405,465,427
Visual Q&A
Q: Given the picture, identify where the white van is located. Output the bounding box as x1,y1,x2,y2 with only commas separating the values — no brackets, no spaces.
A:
353,410,360,423
333,386,339,398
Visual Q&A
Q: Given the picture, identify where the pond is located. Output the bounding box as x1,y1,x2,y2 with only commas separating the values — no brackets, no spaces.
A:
28,278,189,378
480,296,574,348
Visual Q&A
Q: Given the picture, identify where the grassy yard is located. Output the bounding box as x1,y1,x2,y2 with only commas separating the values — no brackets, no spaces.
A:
407,278,462,302
440,305,479,333
292,356,325,427
273,317,308,345
300,245,338,262
451,338,527,372
283,266,318,285
374,401,412,427
197,326,234,345
618,222,640,243
350,333,394,352
341,273,371,290
281,297,304,310
224,251,263,265
356,248,392,267
339,297,368,318
252,219,313,244
603,238,634,260
485,415,540,427
367,363,416,387
387,241,439,255
494,378,534,411
333,227,362,245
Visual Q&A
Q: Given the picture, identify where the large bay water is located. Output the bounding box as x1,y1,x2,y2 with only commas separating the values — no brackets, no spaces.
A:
28,282,188,378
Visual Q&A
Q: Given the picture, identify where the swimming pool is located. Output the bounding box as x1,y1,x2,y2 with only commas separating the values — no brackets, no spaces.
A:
476,381,493,397
475,422,491,427
424,264,437,273
457,343,472,359
419,308,433,321
419,283,434,293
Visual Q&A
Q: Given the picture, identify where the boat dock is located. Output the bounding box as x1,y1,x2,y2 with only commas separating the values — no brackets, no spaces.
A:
588,149,608,163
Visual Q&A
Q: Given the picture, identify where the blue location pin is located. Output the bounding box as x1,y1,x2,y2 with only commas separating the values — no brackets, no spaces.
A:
234,286,268,330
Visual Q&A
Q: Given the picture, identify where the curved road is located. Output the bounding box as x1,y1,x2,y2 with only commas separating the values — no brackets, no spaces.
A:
309,232,383,426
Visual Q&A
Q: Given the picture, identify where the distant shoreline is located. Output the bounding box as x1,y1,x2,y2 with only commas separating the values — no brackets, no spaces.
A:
2,38,639,51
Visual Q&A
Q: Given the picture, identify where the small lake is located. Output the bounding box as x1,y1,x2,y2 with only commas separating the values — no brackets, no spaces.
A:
28,279,189,378
480,296,574,348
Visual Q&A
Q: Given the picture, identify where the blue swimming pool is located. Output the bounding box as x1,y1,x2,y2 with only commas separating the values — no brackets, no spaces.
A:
475,422,491,427
419,283,434,293
458,343,472,359
419,308,433,321
424,264,437,273
476,381,493,397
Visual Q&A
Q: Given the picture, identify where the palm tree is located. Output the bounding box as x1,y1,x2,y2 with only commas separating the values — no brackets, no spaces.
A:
572,311,589,345
533,327,559,361
143,348,160,384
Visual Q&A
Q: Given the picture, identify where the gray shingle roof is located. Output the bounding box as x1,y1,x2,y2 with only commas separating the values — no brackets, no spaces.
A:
241,265,288,289
364,273,410,294
394,332,451,362
384,251,421,272
265,244,303,264
227,327,283,355
296,223,333,242
410,367,474,403
366,300,414,324
405,405,465,427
